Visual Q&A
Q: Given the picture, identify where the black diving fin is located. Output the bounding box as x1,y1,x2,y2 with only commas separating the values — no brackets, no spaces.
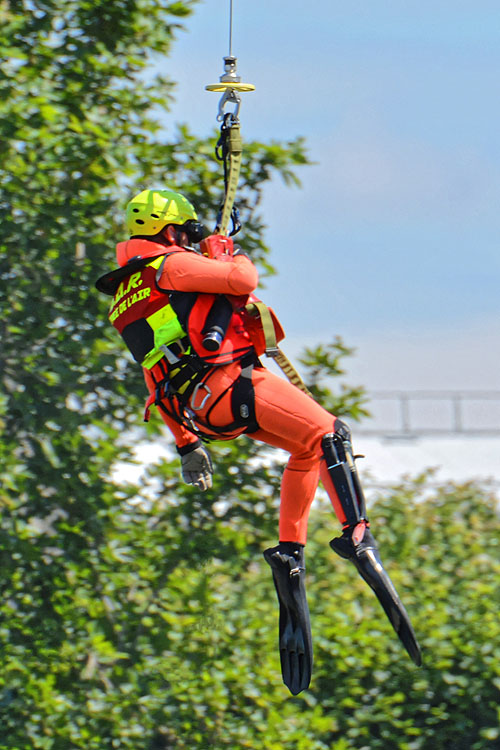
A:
330,527,422,666
263,543,313,695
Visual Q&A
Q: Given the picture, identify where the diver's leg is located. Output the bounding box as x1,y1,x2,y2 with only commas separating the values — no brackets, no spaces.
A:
320,420,422,666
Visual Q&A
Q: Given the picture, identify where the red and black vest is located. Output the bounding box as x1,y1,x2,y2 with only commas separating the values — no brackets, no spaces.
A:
96,252,255,370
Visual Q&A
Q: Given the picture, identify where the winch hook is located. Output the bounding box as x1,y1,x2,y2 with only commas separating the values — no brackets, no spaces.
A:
206,55,255,122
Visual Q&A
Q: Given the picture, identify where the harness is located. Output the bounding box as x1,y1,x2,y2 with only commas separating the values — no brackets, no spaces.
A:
131,252,258,439
144,350,259,442
97,241,260,440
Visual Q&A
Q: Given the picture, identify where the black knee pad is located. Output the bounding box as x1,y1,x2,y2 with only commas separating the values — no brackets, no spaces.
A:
321,423,367,527
334,417,352,442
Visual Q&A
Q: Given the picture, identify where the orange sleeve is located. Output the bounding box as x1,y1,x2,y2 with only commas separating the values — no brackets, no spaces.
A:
156,410,200,449
159,250,258,295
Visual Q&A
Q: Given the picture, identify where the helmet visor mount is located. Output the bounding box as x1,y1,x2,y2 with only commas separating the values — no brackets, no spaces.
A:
181,219,205,244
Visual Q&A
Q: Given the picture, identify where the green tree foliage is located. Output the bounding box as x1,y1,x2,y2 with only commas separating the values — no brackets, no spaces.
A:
300,337,370,421
1,2,499,749
2,466,499,748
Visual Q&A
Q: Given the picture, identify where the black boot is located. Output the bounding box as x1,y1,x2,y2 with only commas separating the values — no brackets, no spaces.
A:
263,542,313,695
330,525,422,666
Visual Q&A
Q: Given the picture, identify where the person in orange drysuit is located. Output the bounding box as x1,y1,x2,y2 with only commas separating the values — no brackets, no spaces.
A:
96,188,421,695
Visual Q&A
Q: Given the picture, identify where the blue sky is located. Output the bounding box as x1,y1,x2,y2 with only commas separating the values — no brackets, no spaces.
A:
157,0,500,391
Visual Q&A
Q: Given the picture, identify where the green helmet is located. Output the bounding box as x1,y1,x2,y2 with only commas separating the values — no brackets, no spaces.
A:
126,188,198,237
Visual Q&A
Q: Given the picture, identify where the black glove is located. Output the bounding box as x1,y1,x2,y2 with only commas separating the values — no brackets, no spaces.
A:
177,440,213,491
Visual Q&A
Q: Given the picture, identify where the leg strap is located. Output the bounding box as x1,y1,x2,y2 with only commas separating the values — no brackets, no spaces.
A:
229,361,258,433
192,355,259,438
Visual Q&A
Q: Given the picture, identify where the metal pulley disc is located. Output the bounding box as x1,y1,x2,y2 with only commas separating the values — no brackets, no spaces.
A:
205,82,255,92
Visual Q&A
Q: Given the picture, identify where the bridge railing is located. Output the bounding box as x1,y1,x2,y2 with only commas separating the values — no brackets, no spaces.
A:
355,391,500,438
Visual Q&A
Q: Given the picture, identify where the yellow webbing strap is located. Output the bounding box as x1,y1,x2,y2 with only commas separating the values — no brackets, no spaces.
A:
217,121,242,236
245,300,277,353
273,349,313,397
245,300,313,398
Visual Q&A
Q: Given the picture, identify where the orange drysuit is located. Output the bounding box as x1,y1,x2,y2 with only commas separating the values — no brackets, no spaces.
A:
122,241,347,546
104,238,347,545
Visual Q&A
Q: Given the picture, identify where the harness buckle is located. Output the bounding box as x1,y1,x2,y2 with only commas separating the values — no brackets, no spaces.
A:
265,346,280,358
159,344,180,365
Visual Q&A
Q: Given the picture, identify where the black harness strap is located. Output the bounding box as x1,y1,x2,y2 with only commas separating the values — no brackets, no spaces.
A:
229,360,258,434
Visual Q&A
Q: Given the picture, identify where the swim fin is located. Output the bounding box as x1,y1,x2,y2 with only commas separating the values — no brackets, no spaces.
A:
263,543,313,695
330,527,422,666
